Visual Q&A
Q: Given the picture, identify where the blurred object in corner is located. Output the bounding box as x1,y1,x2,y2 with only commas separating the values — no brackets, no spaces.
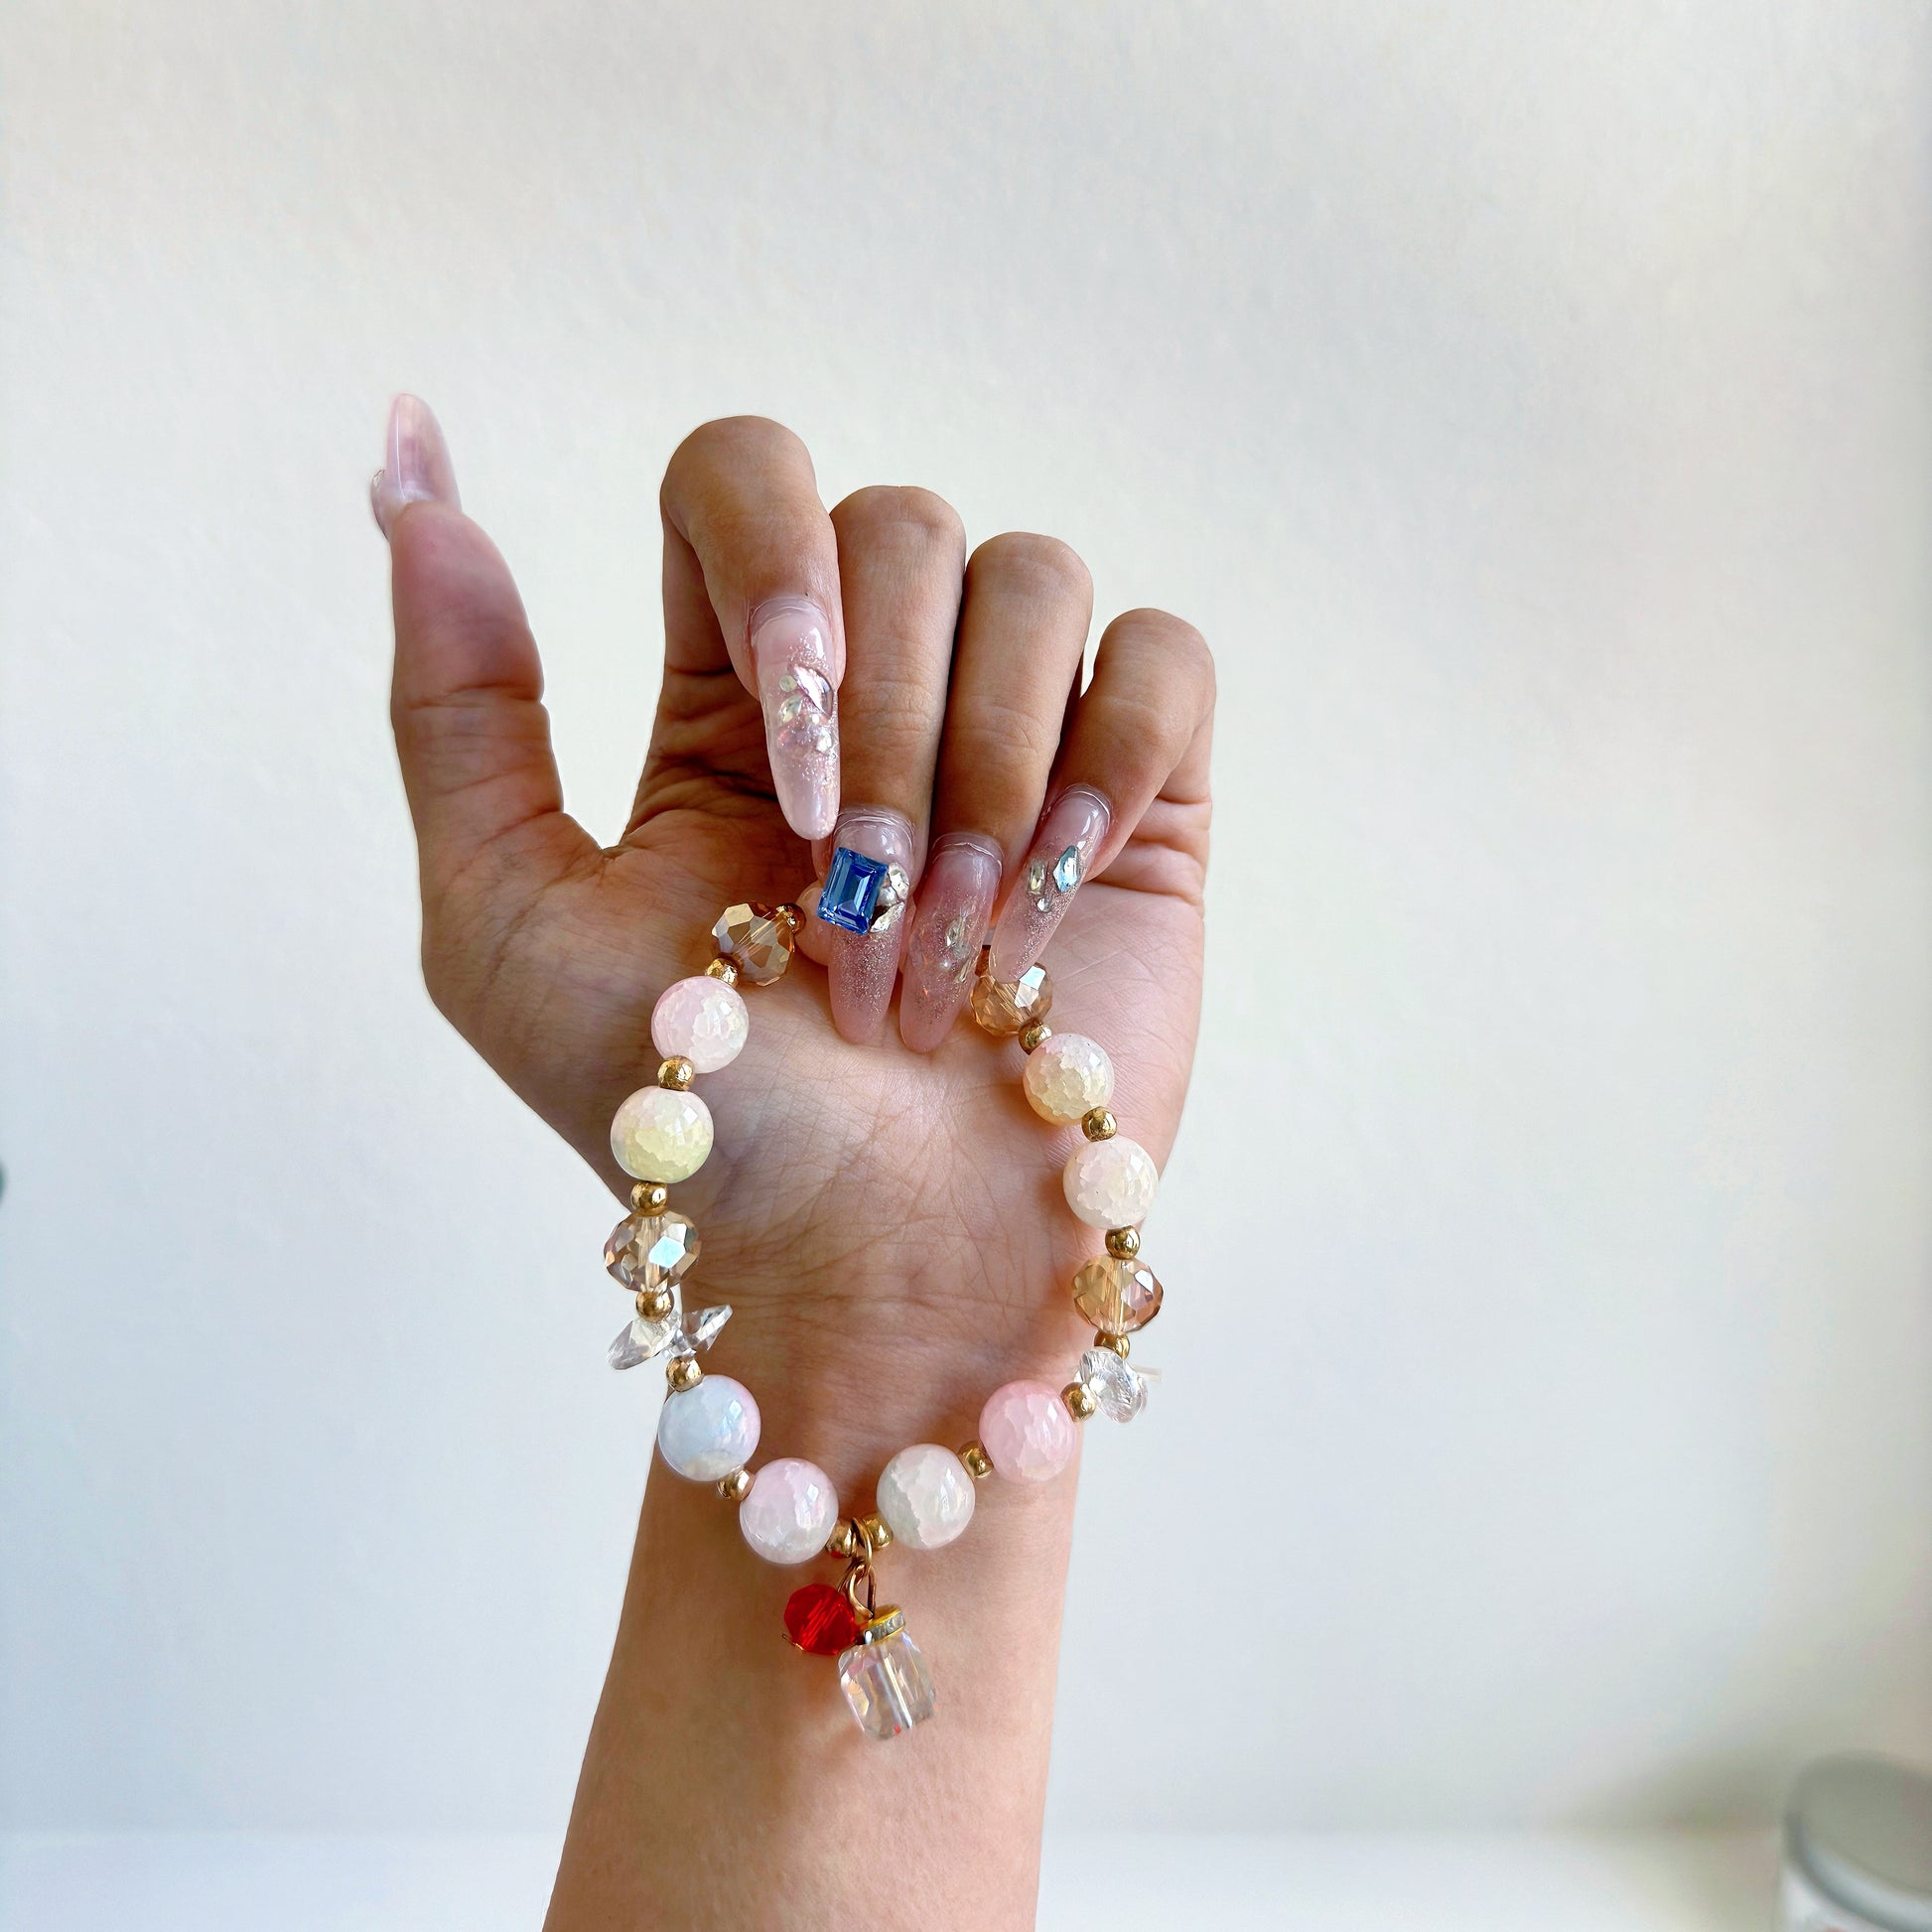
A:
1783,1754,1932,1931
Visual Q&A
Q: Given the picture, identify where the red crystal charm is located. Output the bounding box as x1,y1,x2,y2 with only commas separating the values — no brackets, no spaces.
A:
784,1583,862,1656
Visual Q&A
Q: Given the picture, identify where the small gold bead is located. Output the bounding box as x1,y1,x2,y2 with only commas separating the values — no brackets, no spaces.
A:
1082,1107,1117,1142
666,1356,703,1393
1095,1331,1131,1357
636,1286,674,1321
657,1055,696,1090
1019,1020,1052,1053
825,1519,861,1561
859,1512,894,1552
1105,1226,1141,1259
631,1180,670,1213
1062,1381,1098,1421
772,902,803,931
704,955,740,984
959,1441,994,1480
717,1469,752,1503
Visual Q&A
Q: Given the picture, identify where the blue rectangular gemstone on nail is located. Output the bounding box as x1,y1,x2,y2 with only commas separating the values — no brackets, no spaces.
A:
818,847,888,932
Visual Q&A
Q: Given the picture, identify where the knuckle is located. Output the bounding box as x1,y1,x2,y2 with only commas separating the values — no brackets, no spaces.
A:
834,484,965,555
968,531,1092,606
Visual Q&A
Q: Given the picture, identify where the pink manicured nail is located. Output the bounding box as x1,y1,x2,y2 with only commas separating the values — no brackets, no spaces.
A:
823,807,915,1044
987,786,1110,980
752,601,840,841
370,394,459,537
898,833,1002,1051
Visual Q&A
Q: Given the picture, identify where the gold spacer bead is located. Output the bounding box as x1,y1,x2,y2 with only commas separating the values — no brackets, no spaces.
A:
772,902,803,931
1082,1107,1118,1142
704,955,740,984
1062,1381,1098,1422
666,1356,703,1393
657,1055,696,1090
636,1286,674,1322
859,1511,894,1552
959,1441,994,1480
825,1519,861,1561
1019,1021,1052,1053
1105,1226,1141,1259
717,1468,752,1503
631,1180,670,1213
1095,1331,1130,1357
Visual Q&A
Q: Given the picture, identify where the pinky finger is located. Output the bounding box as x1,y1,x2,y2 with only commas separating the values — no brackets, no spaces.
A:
986,609,1214,978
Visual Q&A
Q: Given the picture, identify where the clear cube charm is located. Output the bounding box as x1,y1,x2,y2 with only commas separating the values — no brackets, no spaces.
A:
1078,1346,1148,1422
837,1611,935,1739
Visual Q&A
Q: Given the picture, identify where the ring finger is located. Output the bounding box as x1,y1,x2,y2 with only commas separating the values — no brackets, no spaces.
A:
812,486,968,1043
898,533,1094,1050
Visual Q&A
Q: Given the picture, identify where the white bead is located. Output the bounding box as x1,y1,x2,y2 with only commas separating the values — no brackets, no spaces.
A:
739,1457,839,1564
876,1444,977,1552
651,976,750,1073
611,1085,714,1181
656,1375,760,1480
1023,1032,1115,1124
1062,1134,1158,1227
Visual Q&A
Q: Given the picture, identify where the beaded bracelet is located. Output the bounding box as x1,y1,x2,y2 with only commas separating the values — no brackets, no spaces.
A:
601,890,1164,1741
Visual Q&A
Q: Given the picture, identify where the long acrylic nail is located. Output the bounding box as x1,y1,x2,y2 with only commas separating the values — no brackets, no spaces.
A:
370,394,460,537
987,786,1110,980
898,834,1003,1050
752,600,840,840
817,807,915,1043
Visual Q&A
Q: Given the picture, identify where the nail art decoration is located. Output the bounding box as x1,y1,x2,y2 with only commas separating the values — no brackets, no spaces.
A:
821,807,917,1044
988,787,1110,980
752,602,840,840
898,833,1003,1052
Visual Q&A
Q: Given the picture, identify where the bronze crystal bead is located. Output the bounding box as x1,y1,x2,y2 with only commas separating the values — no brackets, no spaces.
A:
712,901,794,986
1071,1255,1164,1335
970,963,1052,1036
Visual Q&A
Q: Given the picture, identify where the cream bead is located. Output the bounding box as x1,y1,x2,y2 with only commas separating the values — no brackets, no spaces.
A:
1062,1134,1158,1227
738,1457,840,1564
876,1444,977,1552
657,1375,760,1480
651,975,750,1073
1022,1032,1115,1124
611,1085,714,1182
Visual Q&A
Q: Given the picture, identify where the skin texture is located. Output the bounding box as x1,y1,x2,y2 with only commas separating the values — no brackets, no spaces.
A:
376,404,1214,1930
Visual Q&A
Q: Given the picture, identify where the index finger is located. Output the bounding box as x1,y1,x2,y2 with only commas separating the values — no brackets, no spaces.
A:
658,416,845,839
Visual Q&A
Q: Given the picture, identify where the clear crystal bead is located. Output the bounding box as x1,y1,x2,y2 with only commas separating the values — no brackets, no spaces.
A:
609,1308,679,1370
604,1211,700,1292
838,1623,936,1739
1079,1346,1148,1422
668,1304,733,1359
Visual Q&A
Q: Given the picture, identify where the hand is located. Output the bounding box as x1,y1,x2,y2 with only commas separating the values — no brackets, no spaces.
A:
377,403,1215,1418
374,400,1215,1931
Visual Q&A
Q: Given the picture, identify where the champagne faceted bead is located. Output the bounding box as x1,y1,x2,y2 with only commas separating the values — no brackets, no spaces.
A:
971,963,1052,1036
712,901,794,985
1022,1032,1114,1124
1071,1255,1164,1334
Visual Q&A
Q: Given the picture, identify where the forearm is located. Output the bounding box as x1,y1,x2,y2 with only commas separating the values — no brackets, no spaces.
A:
543,1312,1082,1932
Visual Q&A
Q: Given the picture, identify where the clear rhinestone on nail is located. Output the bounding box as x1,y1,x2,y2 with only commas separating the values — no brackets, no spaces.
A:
1026,857,1047,897
1052,846,1082,893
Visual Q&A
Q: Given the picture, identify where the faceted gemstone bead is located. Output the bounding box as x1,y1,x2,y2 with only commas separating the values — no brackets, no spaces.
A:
818,847,891,933
784,1582,862,1656
1079,1346,1148,1422
739,1457,840,1565
970,963,1053,1036
650,976,750,1073
668,1303,732,1359
712,901,794,985
608,1308,678,1369
838,1625,937,1738
1022,1032,1115,1124
875,1444,976,1552
656,1375,760,1480
1070,1255,1164,1334
978,1380,1077,1482
611,1086,714,1182
1062,1133,1157,1227
604,1210,700,1292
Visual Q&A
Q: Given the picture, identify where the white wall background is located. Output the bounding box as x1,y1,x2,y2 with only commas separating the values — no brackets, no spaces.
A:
2,0,1928,1837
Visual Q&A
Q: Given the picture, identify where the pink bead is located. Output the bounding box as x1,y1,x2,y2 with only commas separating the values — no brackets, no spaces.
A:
978,1380,1077,1483
650,975,749,1073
